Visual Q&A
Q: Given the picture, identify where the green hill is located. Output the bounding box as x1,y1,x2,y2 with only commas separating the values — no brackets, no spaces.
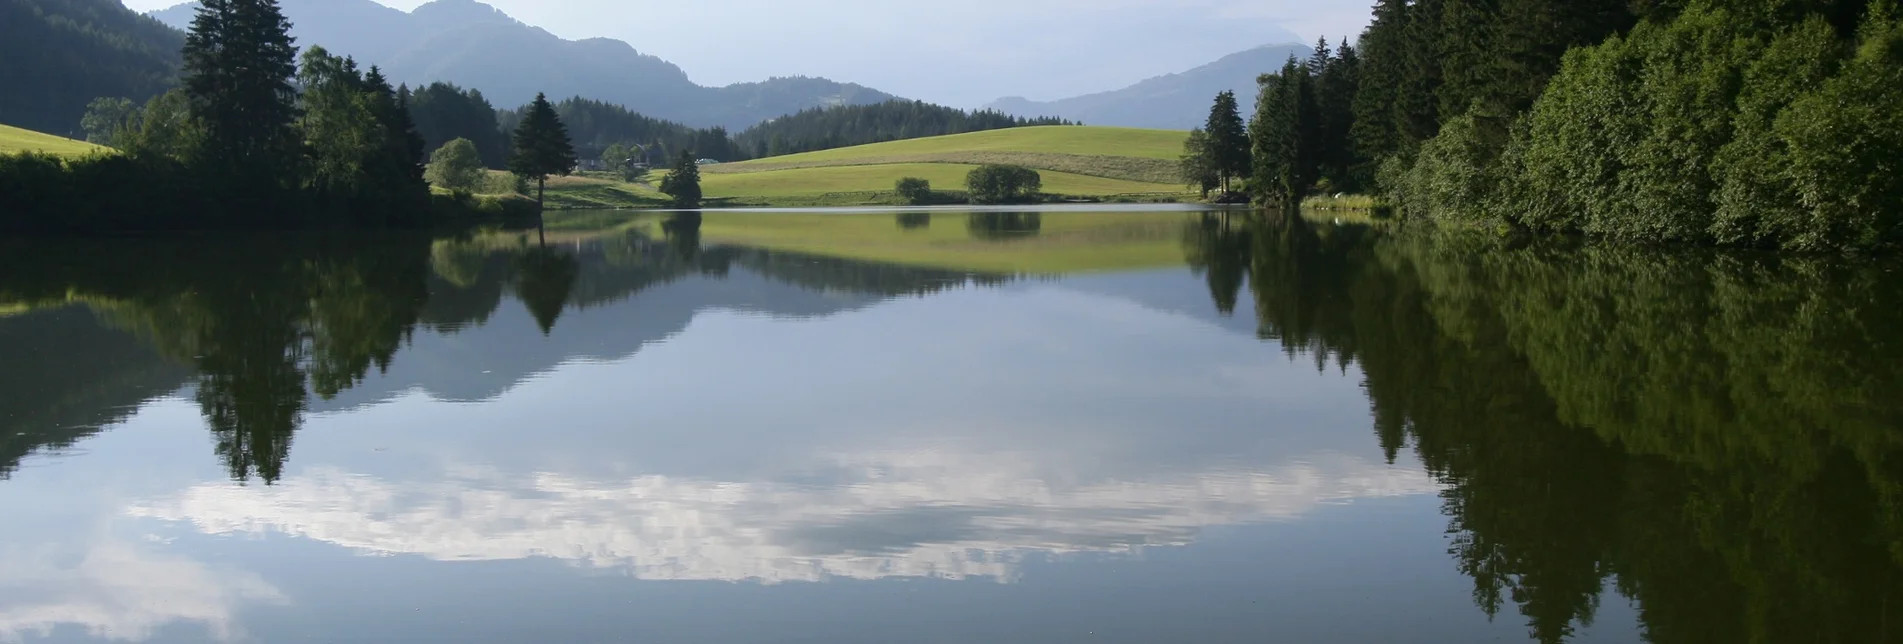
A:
704,126,1192,191
0,124,108,157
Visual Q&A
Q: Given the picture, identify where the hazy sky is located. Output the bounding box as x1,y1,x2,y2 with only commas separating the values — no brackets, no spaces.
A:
127,0,1372,107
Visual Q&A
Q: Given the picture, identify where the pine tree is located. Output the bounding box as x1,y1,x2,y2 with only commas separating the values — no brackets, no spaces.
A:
1352,0,1409,174
182,0,302,207
1204,91,1251,194
508,92,578,239
1250,59,1320,208
1395,0,1446,147
659,150,703,209
1316,41,1363,191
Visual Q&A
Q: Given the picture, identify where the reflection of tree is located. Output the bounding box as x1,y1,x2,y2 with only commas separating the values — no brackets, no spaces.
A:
513,246,580,336
1180,214,1251,315
1221,214,1903,643
966,212,1042,240
662,212,703,265
897,212,931,230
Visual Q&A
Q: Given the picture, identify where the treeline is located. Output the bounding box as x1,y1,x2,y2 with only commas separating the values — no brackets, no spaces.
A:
2,0,438,231
1211,0,1903,252
499,96,743,165
732,100,1074,159
1,0,184,136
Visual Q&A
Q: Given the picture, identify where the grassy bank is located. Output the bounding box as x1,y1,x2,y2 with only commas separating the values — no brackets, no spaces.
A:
0,125,108,157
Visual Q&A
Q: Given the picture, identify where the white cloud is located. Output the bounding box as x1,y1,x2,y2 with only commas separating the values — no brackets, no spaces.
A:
130,450,1437,584
0,539,284,643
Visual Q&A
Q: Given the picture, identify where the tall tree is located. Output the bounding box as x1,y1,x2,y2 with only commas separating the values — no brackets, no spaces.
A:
1352,0,1410,170
508,92,578,240
658,151,703,209
1251,58,1321,208
182,0,302,207
1204,91,1251,194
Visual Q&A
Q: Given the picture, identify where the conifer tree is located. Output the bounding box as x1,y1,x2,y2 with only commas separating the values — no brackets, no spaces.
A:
182,0,302,208
659,151,703,209
1203,91,1251,194
509,92,578,238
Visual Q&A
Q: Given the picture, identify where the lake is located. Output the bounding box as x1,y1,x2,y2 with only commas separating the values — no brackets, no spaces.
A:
1,207,1899,643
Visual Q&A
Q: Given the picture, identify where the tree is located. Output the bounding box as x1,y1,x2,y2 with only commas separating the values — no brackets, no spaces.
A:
508,92,578,238
427,138,485,193
658,151,702,208
80,98,140,147
1251,57,1321,209
1203,91,1251,193
408,83,509,168
601,142,628,174
966,165,1043,204
1180,128,1221,198
182,0,302,206
895,177,933,205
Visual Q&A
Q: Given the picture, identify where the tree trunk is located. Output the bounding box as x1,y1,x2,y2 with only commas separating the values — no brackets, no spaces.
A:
536,177,547,246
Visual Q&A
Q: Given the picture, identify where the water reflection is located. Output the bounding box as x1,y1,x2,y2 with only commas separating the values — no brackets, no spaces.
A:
967,212,1042,240
1,209,1901,643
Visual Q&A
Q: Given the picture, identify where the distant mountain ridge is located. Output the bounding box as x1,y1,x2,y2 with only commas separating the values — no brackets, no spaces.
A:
148,0,896,129
986,43,1311,131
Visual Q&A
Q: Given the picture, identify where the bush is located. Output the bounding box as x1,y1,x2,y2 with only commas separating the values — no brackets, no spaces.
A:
1395,111,1506,225
965,165,1042,204
426,138,485,193
895,177,933,205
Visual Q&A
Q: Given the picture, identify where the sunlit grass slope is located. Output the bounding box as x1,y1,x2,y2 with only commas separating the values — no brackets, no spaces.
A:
705,126,1193,186
0,124,108,157
701,163,1179,200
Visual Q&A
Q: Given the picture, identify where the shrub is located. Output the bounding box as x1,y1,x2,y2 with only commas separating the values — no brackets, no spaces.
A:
426,138,485,193
965,165,1042,204
895,177,933,205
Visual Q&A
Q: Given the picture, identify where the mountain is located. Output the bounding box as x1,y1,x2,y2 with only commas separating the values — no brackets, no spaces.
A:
985,44,1311,131
1,0,183,136
149,0,894,129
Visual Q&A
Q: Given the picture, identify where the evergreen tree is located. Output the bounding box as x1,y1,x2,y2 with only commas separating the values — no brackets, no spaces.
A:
182,0,302,206
508,92,578,237
1315,41,1363,191
408,83,510,168
1395,0,1446,147
1250,58,1320,208
1203,91,1251,194
658,151,702,209
1352,0,1409,174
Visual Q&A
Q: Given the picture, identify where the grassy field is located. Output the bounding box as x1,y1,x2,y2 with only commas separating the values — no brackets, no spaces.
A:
704,126,1194,189
0,124,108,157
701,163,1178,199
538,209,1198,274
465,127,1195,209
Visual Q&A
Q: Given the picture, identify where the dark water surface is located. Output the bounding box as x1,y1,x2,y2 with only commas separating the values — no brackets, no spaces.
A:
1,209,1899,643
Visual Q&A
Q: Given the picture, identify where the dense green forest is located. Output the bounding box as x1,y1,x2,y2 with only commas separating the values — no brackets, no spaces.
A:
731,100,1073,159
406,82,511,169
1,0,184,136
1225,0,1903,252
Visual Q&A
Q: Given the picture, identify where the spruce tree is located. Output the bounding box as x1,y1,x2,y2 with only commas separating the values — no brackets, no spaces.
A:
509,92,578,238
1352,0,1409,174
1204,91,1250,194
1395,0,1445,147
659,151,703,209
181,0,302,209
1250,59,1320,208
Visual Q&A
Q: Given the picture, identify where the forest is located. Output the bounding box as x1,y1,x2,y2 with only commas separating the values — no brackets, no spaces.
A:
730,100,1074,159
1194,0,1903,252
0,0,182,136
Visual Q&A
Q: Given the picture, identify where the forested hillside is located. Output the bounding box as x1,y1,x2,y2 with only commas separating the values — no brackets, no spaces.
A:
0,0,184,136
733,101,1073,159
497,97,742,165
1239,0,1903,252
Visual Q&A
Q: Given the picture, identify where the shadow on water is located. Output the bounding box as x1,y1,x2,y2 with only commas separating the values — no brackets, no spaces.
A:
967,212,1042,240
1184,210,1903,644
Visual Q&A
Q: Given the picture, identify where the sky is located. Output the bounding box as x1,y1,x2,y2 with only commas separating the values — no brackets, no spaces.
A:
126,0,1374,107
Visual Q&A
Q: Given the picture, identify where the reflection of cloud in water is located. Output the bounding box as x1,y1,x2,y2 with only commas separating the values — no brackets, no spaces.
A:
132,452,1438,584
0,540,283,643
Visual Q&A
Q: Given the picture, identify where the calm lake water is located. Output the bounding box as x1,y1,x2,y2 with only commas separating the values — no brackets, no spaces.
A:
1,207,1899,643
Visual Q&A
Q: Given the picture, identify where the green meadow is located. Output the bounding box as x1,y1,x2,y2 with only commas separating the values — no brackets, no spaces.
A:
0,124,108,157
